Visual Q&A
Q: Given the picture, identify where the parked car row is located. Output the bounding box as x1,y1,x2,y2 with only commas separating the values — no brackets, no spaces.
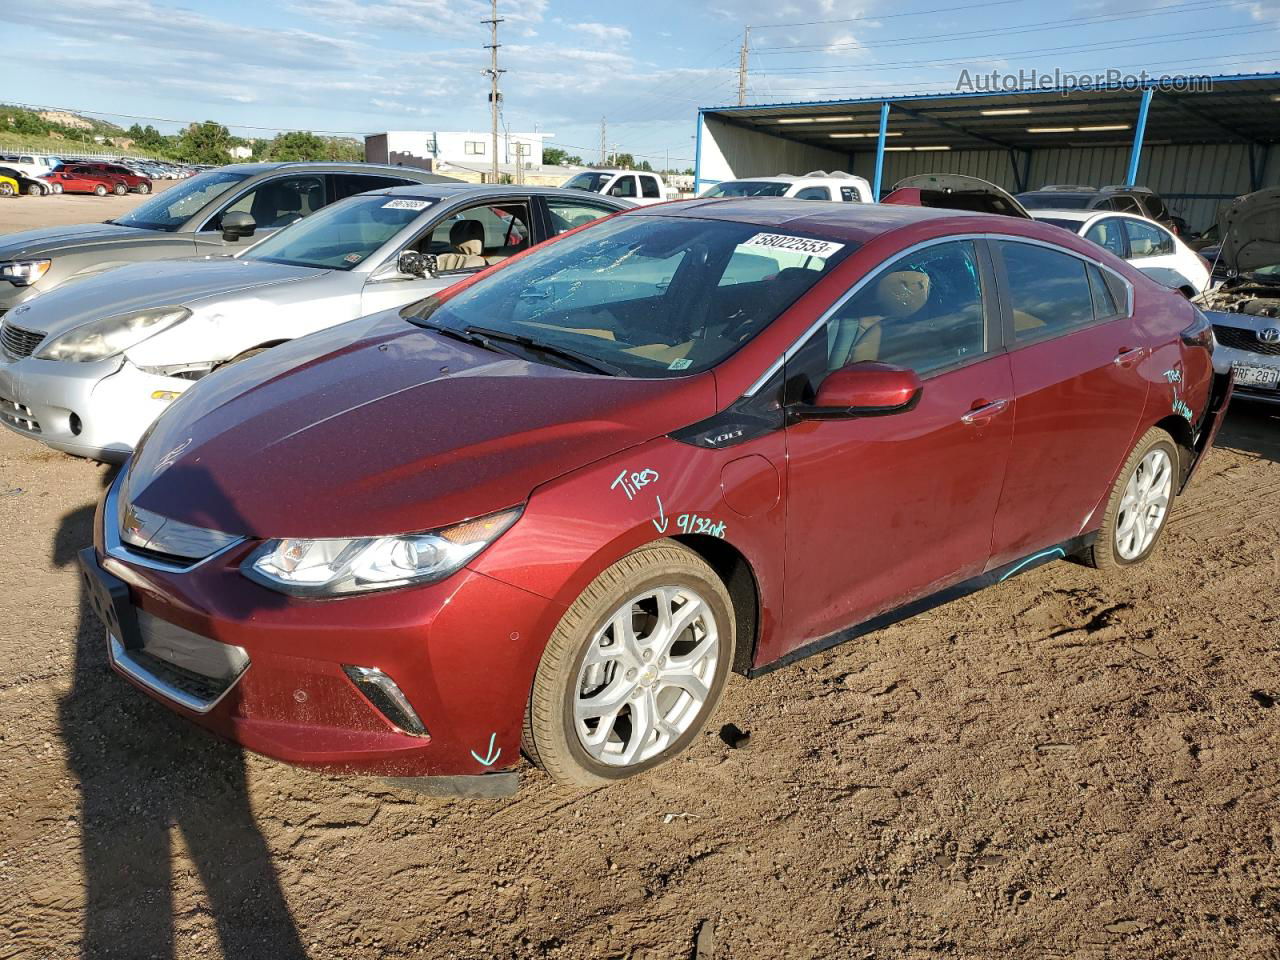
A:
0,153,200,200
0,161,1238,797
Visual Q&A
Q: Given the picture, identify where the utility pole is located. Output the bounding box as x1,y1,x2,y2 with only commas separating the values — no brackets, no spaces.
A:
600,117,607,166
482,0,504,184
738,26,750,106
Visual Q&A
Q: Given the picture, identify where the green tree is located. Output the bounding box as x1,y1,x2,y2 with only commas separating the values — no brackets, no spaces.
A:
178,121,233,164
543,146,571,165
612,152,635,169
11,109,47,136
267,130,328,161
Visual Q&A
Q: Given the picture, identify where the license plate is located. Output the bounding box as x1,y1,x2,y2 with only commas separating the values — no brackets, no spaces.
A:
1232,362,1280,388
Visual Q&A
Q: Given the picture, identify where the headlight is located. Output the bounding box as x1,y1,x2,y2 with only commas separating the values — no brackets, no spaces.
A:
35,306,191,362
243,507,522,597
0,259,51,286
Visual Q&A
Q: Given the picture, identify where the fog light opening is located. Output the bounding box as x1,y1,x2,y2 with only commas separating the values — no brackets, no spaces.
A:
342,665,428,736
69,413,82,436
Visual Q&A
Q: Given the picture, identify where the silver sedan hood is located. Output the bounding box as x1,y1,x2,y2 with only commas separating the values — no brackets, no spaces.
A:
3,257,323,337
0,222,166,259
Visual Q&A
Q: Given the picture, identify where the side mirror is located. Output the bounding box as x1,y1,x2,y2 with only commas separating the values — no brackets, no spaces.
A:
397,251,435,278
220,211,256,243
805,362,923,419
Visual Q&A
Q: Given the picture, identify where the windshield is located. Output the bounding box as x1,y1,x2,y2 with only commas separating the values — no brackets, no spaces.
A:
406,214,852,377
1018,192,1091,210
704,181,791,198
563,172,613,192
246,194,435,270
114,168,250,231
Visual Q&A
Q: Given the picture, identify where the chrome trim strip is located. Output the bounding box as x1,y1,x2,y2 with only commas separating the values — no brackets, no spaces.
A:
108,632,247,715
103,470,245,573
344,665,428,736
743,230,1135,397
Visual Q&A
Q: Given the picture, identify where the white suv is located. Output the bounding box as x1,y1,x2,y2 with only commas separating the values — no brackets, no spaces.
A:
700,171,872,203
561,169,672,207
0,153,63,180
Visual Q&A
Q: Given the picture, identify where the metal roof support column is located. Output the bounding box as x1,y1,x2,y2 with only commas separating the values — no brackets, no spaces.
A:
693,110,704,195
873,101,890,200
1125,88,1153,187
1008,148,1031,193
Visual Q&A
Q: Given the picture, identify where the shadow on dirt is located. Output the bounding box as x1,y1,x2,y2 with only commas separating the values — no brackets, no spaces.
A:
55,465,306,959
1217,402,1280,464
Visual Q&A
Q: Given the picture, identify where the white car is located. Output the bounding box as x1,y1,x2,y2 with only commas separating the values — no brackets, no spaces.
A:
0,184,629,461
1030,209,1211,295
700,171,873,203
560,169,672,206
0,152,63,180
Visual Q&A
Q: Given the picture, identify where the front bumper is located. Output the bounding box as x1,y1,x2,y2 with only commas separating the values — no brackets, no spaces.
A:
0,354,192,460
84,473,562,781
1212,340,1280,405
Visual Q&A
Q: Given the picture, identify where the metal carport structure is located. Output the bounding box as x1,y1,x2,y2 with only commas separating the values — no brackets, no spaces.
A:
694,73,1280,231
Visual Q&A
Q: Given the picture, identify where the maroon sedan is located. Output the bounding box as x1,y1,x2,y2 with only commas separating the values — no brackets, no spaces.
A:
79,201,1230,795
46,164,128,196
75,161,153,194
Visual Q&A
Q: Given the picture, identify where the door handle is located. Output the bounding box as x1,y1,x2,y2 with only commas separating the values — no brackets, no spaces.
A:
961,398,1010,424
1114,346,1145,367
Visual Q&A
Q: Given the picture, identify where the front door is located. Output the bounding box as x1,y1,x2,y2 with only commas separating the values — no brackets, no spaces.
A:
781,238,1014,650
193,174,328,254
987,239,1150,566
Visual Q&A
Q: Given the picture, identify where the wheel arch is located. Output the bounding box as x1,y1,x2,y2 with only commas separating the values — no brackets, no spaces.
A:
1153,413,1195,483
671,533,760,676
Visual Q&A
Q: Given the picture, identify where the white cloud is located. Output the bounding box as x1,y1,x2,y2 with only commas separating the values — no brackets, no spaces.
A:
569,22,631,43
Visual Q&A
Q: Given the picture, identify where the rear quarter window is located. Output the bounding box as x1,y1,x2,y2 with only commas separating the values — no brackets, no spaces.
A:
998,241,1097,342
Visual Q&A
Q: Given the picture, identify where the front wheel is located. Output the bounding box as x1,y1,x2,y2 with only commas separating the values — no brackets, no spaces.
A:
26,184,42,197
0,183,13,197
113,182,127,196
523,541,736,787
52,183,63,194
137,183,151,194
1083,427,1178,570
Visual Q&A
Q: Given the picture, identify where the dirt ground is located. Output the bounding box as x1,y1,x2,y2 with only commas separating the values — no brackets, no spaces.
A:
1,194,1279,960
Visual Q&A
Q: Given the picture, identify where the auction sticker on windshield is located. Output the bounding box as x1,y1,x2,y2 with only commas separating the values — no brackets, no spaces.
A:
741,233,845,259
383,199,432,211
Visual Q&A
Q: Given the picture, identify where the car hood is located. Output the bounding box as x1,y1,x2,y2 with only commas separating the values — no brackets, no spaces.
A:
1216,187,1280,274
5,258,322,337
125,311,718,539
0,222,171,259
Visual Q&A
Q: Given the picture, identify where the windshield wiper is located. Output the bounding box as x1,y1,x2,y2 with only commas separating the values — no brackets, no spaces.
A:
408,318,505,354
462,325,627,376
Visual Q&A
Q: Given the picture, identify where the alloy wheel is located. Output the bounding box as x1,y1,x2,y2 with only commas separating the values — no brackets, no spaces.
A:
1115,448,1173,560
574,585,719,768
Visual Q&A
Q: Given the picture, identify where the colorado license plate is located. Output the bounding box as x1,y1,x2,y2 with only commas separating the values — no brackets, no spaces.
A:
1233,363,1280,388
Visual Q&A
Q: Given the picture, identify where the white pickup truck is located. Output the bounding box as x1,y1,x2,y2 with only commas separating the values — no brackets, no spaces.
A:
561,169,673,207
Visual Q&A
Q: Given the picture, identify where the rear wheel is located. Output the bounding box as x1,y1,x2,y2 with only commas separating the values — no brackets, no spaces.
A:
137,182,151,194
112,182,127,196
0,183,13,197
26,183,42,197
523,541,736,787
93,184,108,197
52,183,63,194
1082,427,1178,570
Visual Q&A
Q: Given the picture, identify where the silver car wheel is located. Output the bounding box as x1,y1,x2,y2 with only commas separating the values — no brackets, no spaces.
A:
1115,448,1173,560
574,585,719,768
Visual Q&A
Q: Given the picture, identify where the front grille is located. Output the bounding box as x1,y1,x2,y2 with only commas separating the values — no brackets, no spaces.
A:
109,610,249,712
0,394,40,433
1214,324,1280,357
1,319,46,360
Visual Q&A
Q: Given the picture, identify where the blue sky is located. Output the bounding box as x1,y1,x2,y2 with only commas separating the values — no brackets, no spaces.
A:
2,0,1278,169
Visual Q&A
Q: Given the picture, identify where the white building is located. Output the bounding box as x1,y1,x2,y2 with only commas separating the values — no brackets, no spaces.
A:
364,130,549,172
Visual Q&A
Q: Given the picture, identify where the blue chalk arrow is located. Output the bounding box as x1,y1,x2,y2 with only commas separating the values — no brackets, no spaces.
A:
471,732,501,767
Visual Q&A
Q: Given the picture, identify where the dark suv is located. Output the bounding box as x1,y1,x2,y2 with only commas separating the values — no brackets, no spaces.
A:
0,162,458,316
1016,185,1177,232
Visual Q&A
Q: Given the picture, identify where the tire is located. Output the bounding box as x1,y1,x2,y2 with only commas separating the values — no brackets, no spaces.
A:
113,182,127,196
1081,427,1179,571
523,540,736,787
0,183,13,197
137,183,151,194
52,183,63,194
93,184,107,197
26,184,41,197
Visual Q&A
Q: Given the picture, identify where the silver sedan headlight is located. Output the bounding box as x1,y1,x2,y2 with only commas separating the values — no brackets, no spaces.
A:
243,507,522,597
0,259,51,286
35,306,191,362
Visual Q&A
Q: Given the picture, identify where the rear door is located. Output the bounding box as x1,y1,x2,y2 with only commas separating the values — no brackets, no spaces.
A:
781,237,1014,649
987,238,1148,566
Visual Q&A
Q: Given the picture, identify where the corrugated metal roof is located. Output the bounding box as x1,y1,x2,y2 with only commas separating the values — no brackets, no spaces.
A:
702,72,1280,151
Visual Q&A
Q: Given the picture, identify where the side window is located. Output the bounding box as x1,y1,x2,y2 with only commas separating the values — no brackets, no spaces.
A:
211,175,326,231
822,240,987,376
998,241,1095,341
607,176,637,199
1124,219,1173,258
1143,194,1168,220
331,174,415,201
1084,218,1126,258
545,199,616,236
418,202,532,271
840,186,863,202
794,186,832,200
640,176,661,199
1087,264,1122,319
1112,195,1143,215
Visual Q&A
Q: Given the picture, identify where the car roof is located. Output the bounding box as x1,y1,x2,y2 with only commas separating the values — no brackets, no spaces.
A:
373,183,632,202
211,161,457,181
634,197,1026,243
